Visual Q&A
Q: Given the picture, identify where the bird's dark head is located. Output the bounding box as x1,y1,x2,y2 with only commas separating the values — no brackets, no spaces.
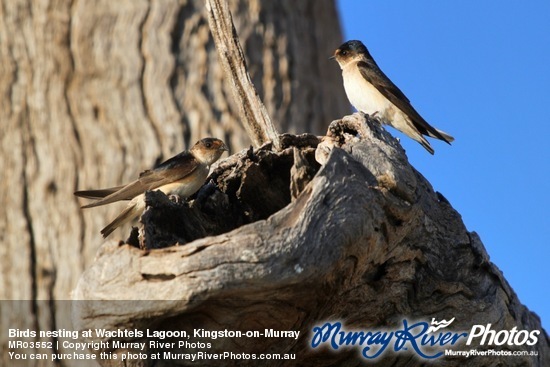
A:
191,137,228,165
332,40,369,68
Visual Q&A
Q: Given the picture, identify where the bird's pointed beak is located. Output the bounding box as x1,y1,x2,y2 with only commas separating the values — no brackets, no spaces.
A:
220,143,229,152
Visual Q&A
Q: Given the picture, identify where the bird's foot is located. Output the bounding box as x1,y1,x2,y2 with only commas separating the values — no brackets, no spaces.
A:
361,111,380,123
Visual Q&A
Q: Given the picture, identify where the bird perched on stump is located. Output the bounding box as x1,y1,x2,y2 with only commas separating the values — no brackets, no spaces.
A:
332,40,454,154
75,138,228,237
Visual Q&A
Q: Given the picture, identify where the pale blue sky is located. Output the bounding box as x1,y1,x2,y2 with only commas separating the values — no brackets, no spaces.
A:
337,0,549,331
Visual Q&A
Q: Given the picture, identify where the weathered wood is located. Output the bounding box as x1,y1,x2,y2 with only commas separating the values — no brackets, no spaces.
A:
73,114,549,367
206,0,280,150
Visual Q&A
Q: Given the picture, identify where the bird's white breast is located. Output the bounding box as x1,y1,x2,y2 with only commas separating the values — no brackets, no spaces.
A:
342,64,395,122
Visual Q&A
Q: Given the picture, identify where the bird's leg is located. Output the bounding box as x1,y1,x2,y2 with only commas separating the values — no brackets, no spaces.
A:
368,111,383,125
361,111,379,121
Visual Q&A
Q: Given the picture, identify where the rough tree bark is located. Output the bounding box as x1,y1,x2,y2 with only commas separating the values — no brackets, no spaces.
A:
0,0,347,366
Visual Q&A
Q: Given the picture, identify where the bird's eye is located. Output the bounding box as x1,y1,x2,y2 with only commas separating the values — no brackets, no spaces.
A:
341,50,348,56
205,141,212,148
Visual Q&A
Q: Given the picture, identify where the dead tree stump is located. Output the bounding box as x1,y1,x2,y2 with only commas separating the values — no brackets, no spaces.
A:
73,114,549,367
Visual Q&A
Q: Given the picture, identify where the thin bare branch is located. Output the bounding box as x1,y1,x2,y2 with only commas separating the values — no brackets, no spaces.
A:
205,0,281,150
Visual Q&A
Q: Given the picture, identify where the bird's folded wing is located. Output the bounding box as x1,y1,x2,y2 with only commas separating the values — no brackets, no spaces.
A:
138,151,200,187
74,186,126,200
357,60,450,143
77,151,200,209
79,180,147,208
